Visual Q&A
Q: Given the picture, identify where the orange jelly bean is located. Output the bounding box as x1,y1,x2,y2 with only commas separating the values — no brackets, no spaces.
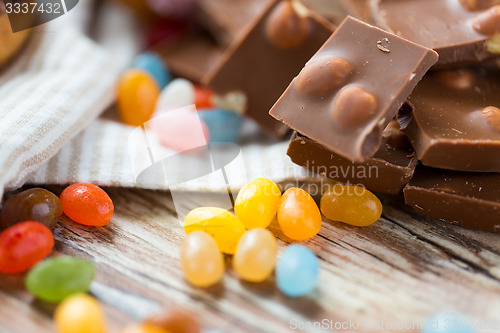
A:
277,187,322,241
117,69,160,126
180,231,224,288
233,228,277,282
194,86,214,109
146,307,201,333
320,185,382,227
121,323,169,333
60,183,114,227
54,294,106,333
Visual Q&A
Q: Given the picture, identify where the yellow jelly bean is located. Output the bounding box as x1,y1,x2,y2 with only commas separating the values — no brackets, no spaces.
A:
233,228,277,282
184,207,245,254
277,187,322,241
234,178,281,229
117,69,159,127
54,294,106,333
320,185,382,226
121,323,170,333
181,231,224,288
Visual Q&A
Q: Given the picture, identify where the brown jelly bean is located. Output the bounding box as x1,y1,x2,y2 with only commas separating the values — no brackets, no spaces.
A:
297,57,352,96
331,86,378,128
265,0,311,49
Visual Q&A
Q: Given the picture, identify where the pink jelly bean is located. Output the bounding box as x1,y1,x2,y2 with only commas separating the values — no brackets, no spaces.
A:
146,0,193,19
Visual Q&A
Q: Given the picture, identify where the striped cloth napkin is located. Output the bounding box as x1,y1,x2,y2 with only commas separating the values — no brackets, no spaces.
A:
1,0,320,199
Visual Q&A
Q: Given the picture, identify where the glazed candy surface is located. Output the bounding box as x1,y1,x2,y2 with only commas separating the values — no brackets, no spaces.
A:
60,183,114,227
26,257,95,303
233,228,277,282
180,230,224,287
276,244,319,297
184,207,245,254
118,69,160,126
0,188,63,230
320,185,382,227
54,294,106,333
131,52,171,89
145,307,201,333
277,187,322,240
194,86,214,109
234,178,281,229
0,221,54,274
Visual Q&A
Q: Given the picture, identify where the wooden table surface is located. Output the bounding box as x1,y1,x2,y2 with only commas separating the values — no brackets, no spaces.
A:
1,186,500,333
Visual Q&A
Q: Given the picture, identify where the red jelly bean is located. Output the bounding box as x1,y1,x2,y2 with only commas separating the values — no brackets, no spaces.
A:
194,86,214,109
60,184,114,227
0,221,54,274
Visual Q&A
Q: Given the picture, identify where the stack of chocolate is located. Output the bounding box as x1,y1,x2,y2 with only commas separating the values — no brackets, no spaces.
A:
157,0,500,232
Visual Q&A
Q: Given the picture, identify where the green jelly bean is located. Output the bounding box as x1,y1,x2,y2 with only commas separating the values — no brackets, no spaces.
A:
25,256,95,303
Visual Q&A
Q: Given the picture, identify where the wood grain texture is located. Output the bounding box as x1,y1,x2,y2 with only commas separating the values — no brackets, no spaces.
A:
1,187,500,333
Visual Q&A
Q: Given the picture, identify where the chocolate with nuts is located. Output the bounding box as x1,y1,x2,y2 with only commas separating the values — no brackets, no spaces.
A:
270,16,438,162
204,0,334,137
371,0,500,67
404,166,500,233
399,65,500,172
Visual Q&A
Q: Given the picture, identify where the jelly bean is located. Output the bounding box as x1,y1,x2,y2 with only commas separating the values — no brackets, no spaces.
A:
146,0,193,19
118,69,160,127
60,183,114,227
276,244,319,297
320,185,382,227
213,92,247,115
234,178,281,229
233,229,277,282
422,312,475,333
194,86,214,109
277,188,322,241
0,188,62,230
121,323,169,333
146,307,201,333
181,231,224,287
26,257,95,303
0,221,54,274
132,52,171,89
54,294,106,333
198,109,243,143
150,107,210,152
184,207,245,254
155,78,194,111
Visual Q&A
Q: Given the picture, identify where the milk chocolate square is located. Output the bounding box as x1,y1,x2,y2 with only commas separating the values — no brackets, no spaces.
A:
270,16,438,162
204,0,334,137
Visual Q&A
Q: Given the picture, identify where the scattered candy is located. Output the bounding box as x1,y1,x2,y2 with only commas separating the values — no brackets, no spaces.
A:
54,294,106,333
0,221,54,274
155,78,194,111
233,228,277,282
422,312,475,333
184,207,245,254
181,230,224,287
150,107,210,152
276,244,319,297
0,188,62,230
277,187,322,240
320,185,382,227
194,86,214,109
132,52,171,89
26,257,95,303
213,92,247,115
121,323,168,333
234,178,281,229
118,69,160,126
146,307,201,333
198,109,243,143
146,0,193,19
60,183,114,227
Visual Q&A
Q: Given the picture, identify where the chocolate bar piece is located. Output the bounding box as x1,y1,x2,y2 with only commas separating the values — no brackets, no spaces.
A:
193,0,271,47
204,0,334,137
270,16,438,161
287,121,418,194
399,65,500,172
404,166,500,233
371,0,500,67
153,34,223,84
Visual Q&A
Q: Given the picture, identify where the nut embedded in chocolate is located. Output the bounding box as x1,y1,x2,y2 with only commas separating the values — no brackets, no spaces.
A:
331,86,378,128
296,57,352,96
482,106,500,131
265,0,311,49
472,5,500,35
436,69,476,89
459,0,500,11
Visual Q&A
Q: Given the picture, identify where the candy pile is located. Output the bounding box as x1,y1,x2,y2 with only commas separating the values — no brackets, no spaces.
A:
180,178,382,297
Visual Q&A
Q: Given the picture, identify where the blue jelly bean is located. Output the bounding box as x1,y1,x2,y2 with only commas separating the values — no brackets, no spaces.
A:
276,244,319,297
422,313,476,333
198,109,243,143
131,52,171,89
